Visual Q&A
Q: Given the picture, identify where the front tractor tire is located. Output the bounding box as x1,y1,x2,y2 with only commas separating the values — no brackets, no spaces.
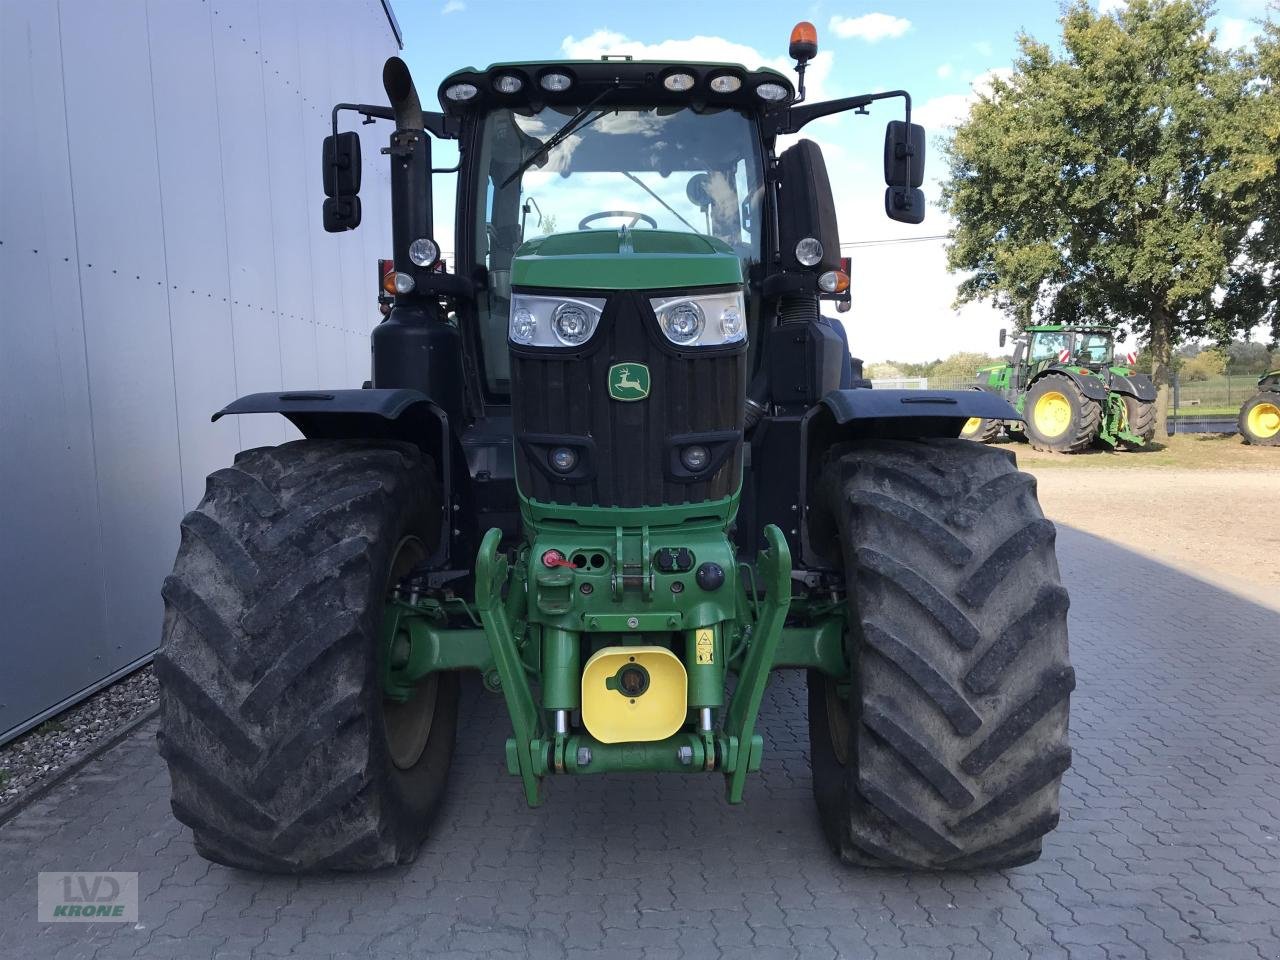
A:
1023,375,1101,453
808,439,1073,870
959,416,1001,443
156,440,459,873
1121,395,1157,449
1239,392,1280,446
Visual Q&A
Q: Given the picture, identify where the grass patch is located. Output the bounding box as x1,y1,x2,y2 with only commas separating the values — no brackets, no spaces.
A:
0,769,9,788
1170,406,1238,417
33,720,66,736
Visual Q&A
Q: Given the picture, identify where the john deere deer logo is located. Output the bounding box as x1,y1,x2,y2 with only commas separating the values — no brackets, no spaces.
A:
608,363,650,401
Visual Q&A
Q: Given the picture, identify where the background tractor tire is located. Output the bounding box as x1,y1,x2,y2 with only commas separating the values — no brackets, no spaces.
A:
960,417,1001,443
156,439,459,873
1121,395,1156,449
1239,392,1280,446
807,438,1073,870
1023,375,1101,453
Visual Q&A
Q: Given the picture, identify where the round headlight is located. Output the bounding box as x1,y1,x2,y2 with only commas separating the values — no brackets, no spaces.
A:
719,306,743,337
818,271,839,293
408,238,439,267
709,75,742,94
493,74,524,94
549,447,578,473
795,237,824,267
539,72,572,92
511,308,536,343
755,82,789,102
680,445,710,472
663,72,696,92
393,272,415,294
444,83,478,102
553,303,591,345
661,301,705,344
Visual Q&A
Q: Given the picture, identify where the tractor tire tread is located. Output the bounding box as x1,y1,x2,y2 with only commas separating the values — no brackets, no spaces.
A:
158,439,458,873
807,438,1073,870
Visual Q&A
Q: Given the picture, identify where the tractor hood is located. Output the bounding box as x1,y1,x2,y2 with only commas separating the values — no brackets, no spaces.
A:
510,229,743,291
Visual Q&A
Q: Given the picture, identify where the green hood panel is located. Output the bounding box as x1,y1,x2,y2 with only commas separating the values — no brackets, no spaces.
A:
511,229,743,291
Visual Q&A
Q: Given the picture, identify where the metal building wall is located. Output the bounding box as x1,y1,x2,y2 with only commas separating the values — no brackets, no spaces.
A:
0,0,399,744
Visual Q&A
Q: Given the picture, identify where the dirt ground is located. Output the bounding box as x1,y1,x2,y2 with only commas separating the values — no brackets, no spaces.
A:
1007,435,1279,596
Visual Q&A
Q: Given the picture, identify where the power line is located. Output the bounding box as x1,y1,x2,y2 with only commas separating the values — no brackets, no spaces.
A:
840,234,949,249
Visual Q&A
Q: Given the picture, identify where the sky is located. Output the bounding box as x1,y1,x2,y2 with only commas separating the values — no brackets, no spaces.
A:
392,0,1273,363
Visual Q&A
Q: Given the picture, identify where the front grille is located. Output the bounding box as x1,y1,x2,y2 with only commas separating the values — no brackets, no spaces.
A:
510,290,745,508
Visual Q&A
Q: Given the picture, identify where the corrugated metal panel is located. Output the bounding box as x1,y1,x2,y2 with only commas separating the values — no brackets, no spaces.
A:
0,0,398,744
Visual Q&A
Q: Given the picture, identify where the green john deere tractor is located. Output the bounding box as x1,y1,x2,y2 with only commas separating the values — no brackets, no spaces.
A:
960,325,1157,453
156,26,1073,874
1239,371,1280,446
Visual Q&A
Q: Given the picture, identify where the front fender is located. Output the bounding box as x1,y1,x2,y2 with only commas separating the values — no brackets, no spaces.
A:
1108,372,1155,402
817,388,1019,430
1031,369,1108,403
213,388,466,565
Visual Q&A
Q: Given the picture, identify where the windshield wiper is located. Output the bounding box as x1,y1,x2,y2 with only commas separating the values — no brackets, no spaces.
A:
620,171,700,234
500,88,615,189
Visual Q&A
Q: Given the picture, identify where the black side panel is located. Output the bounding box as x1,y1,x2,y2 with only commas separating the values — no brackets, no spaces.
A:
1031,368,1108,402
510,291,745,507
776,140,840,274
1108,371,1155,402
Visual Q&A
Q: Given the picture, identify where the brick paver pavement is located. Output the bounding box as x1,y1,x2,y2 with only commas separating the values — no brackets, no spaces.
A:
1,525,1278,959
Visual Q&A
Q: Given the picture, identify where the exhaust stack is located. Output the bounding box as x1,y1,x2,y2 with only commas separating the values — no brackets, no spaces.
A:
383,57,424,131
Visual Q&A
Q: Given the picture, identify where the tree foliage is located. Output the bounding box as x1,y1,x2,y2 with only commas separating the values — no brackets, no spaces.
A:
1221,18,1280,344
1179,347,1227,381
940,0,1275,427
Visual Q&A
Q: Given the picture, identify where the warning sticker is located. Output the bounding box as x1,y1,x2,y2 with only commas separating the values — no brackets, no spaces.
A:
695,628,715,665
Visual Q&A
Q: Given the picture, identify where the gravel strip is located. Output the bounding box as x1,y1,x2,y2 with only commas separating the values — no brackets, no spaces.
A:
0,667,159,808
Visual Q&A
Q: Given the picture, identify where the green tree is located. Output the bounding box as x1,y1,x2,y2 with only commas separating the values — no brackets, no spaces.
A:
1179,346,1227,381
927,352,1007,382
941,0,1273,433
1222,19,1280,345
865,362,905,380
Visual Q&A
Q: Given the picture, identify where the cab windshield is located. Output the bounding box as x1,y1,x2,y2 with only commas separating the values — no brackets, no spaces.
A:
472,104,765,393
1028,331,1113,367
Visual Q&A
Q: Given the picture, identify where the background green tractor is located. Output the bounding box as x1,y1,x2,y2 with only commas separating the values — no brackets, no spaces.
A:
155,24,1073,875
1238,370,1280,445
960,325,1156,453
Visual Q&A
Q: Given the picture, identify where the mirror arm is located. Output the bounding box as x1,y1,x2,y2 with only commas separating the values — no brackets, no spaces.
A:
329,103,459,140
765,89,911,138
331,102,394,137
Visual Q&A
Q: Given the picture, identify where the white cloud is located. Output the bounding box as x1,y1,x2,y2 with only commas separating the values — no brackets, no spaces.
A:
559,30,833,102
936,63,954,79
1215,17,1260,49
914,68,1012,133
828,13,911,43
972,40,993,57
1097,0,1127,13
442,0,464,13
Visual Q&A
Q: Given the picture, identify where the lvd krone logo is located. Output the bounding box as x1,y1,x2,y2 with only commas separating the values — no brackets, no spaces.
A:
38,872,138,922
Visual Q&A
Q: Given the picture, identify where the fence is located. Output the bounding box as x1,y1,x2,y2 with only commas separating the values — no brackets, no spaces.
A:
1171,376,1267,414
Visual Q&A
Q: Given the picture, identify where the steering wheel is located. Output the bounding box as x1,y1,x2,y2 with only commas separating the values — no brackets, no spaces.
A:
578,210,659,230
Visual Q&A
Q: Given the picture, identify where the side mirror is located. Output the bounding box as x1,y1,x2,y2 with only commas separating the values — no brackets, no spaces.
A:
883,121,925,188
323,196,362,232
322,131,362,233
883,120,926,225
999,328,1007,348
884,187,925,224
323,131,362,197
